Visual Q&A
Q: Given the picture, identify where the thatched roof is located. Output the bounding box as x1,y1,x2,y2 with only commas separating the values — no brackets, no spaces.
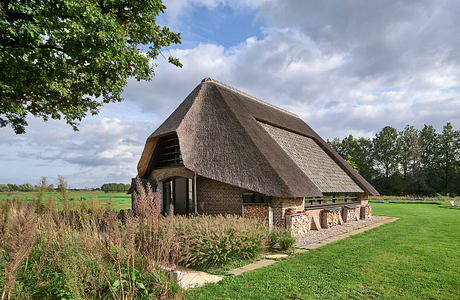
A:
137,78,379,197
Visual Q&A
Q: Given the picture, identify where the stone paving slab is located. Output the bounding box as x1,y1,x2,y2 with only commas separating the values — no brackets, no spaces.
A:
177,267,223,289
228,259,277,276
265,253,289,259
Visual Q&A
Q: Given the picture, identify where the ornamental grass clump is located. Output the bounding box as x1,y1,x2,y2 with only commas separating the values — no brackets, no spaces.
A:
174,215,269,269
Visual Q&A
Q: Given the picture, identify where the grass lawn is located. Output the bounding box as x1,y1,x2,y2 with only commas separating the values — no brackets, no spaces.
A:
186,203,460,299
0,191,131,210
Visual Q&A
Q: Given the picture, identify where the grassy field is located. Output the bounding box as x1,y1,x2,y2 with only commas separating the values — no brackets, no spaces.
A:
0,191,131,210
187,203,460,299
369,195,460,205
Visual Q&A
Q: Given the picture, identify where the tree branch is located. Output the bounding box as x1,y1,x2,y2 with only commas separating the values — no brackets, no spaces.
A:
5,12,34,23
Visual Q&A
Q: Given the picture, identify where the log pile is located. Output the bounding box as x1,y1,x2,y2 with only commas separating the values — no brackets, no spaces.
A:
285,212,311,236
321,207,344,229
243,203,270,226
360,204,372,220
342,205,360,223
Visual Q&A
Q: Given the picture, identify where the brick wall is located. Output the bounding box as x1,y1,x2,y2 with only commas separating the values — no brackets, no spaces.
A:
196,177,249,215
271,197,305,227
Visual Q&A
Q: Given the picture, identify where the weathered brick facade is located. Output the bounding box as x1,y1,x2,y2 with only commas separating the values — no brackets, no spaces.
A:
196,176,249,215
271,197,305,227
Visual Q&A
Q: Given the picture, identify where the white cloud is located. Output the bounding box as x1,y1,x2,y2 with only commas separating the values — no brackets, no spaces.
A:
2,0,460,187
124,18,460,141
0,113,153,188
131,1,460,139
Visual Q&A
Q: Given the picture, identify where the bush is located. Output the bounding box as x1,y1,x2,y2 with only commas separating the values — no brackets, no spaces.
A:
174,215,269,269
101,183,131,193
268,228,295,252
268,231,279,248
279,233,295,251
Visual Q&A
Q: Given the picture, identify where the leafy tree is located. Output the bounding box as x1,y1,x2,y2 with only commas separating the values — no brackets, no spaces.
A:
7,184,18,191
17,183,34,191
0,184,10,192
330,123,460,196
355,137,378,181
373,126,399,192
420,125,439,169
101,183,130,193
397,125,421,178
340,135,358,166
438,123,460,194
1,0,181,133
418,125,440,193
328,135,377,184
328,137,342,155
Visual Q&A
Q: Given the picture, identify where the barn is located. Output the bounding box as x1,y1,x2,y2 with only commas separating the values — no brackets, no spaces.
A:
131,78,378,234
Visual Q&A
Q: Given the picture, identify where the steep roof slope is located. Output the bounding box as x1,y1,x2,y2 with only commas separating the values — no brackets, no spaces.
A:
137,78,379,197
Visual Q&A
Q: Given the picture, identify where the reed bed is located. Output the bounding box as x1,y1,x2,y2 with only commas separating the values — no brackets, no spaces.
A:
0,178,275,298
0,180,181,300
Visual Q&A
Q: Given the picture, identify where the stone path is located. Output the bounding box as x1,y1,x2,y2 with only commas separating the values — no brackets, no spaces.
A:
295,216,398,248
297,216,399,249
179,216,399,289
228,259,277,276
177,267,223,289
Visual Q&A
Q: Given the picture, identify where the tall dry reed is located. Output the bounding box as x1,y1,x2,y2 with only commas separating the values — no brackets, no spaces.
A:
0,201,37,300
0,178,181,299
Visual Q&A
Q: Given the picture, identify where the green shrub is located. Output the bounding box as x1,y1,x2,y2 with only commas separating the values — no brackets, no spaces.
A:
268,228,295,251
268,231,279,248
279,233,295,251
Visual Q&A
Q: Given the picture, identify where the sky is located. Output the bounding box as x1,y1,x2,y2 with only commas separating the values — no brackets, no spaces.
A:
2,0,460,188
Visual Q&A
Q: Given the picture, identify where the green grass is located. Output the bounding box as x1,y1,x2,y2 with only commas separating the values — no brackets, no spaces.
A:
0,191,131,210
369,195,459,205
186,203,460,299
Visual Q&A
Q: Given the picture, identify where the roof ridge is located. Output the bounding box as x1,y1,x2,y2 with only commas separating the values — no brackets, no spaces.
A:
201,77,300,118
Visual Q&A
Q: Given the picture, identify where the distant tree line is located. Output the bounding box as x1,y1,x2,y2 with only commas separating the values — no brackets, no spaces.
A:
100,183,131,193
328,122,460,196
0,183,54,192
0,177,131,193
